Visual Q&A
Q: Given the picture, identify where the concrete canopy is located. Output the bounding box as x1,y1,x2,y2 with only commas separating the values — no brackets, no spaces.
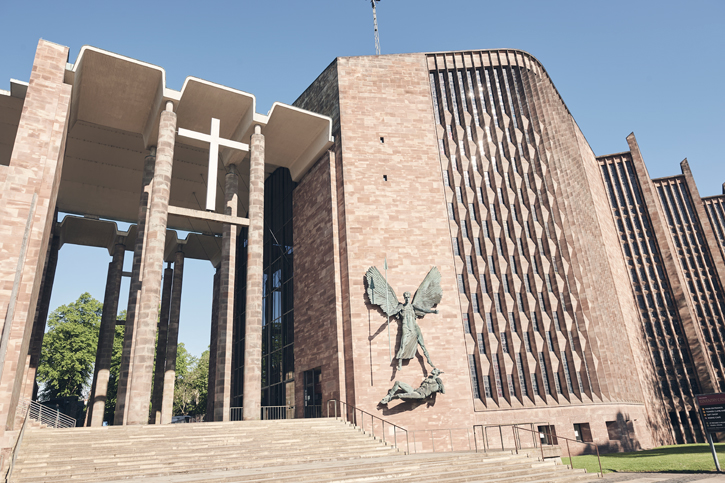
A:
56,46,333,236
57,215,222,265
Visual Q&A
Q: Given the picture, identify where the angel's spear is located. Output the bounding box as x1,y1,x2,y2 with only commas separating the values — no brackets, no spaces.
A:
385,258,392,362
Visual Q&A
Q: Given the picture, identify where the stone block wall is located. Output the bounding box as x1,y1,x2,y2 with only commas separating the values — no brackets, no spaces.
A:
334,53,475,430
0,40,70,451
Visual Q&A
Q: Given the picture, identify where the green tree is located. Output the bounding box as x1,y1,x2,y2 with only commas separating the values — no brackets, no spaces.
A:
37,293,102,401
104,311,125,424
173,345,209,416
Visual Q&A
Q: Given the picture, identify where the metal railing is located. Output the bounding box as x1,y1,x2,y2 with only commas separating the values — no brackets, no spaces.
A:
5,404,30,482
17,398,76,429
304,404,322,418
326,399,409,454
229,406,294,421
474,422,551,453
409,427,473,453
474,422,603,478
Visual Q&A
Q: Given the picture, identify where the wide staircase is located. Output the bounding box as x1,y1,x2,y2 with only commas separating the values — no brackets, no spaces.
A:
9,419,597,482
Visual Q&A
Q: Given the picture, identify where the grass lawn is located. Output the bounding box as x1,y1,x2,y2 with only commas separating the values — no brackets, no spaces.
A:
562,443,725,474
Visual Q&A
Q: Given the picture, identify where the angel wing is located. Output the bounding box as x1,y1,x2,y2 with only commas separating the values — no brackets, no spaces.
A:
365,266,401,316
412,267,442,317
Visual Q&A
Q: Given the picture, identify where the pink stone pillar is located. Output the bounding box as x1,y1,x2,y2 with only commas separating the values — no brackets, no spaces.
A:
206,265,221,421
23,229,60,401
115,148,155,425
126,102,176,425
243,125,264,421
0,40,71,434
214,170,238,421
161,250,184,424
150,263,173,424
88,243,125,426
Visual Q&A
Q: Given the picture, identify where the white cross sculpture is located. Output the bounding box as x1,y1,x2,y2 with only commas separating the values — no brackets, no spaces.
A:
177,118,249,211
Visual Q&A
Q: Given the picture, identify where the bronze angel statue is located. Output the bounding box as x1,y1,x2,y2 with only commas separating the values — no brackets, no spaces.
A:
365,266,442,371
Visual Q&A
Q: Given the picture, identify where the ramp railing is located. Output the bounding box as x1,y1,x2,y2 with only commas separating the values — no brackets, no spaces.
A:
326,399,409,454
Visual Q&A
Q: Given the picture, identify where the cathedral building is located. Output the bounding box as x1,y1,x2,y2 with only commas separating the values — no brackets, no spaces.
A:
1,40,723,456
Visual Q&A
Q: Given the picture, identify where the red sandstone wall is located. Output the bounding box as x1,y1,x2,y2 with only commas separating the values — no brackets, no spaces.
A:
0,40,71,441
293,50,673,451
293,62,350,416
292,150,347,417
335,53,476,430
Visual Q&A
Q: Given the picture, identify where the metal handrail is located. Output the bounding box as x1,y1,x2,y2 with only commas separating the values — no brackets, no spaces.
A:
474,421,551,453
17,398,76,429
409,427,473,453
229,406,295,421
5,404,30,482
509,424,603,478
326,399,410,454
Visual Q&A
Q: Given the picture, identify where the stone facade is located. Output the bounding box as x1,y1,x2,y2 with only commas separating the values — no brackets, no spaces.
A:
289,50,725,453
3,40,725,461
0,41,71,443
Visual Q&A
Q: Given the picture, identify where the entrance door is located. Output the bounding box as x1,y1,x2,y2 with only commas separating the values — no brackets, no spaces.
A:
303,368,322,418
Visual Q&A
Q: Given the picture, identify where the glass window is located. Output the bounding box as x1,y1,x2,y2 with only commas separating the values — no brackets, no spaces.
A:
483,375,492,398
508,312,517,332
468,355,481,400
539,353,551,395
478,333,486,354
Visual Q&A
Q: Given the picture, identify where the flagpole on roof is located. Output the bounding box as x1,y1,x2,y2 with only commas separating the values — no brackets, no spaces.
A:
370,0,381,55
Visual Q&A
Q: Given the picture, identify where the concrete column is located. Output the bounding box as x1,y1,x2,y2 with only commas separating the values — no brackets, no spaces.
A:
214,170,238,421
23,229,60,401
115,148,155,425
87,243,125,426
150,263,173,423
206,265,221,422
126,102,176,425
161,250,184,424
243,125,265,421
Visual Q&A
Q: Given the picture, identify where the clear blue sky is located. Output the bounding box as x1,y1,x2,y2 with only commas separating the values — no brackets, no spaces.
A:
2,0,723,357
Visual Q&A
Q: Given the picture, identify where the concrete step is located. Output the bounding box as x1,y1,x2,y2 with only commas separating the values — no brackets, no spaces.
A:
84,453,596,483
9,420,596,483
14,451,537,479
